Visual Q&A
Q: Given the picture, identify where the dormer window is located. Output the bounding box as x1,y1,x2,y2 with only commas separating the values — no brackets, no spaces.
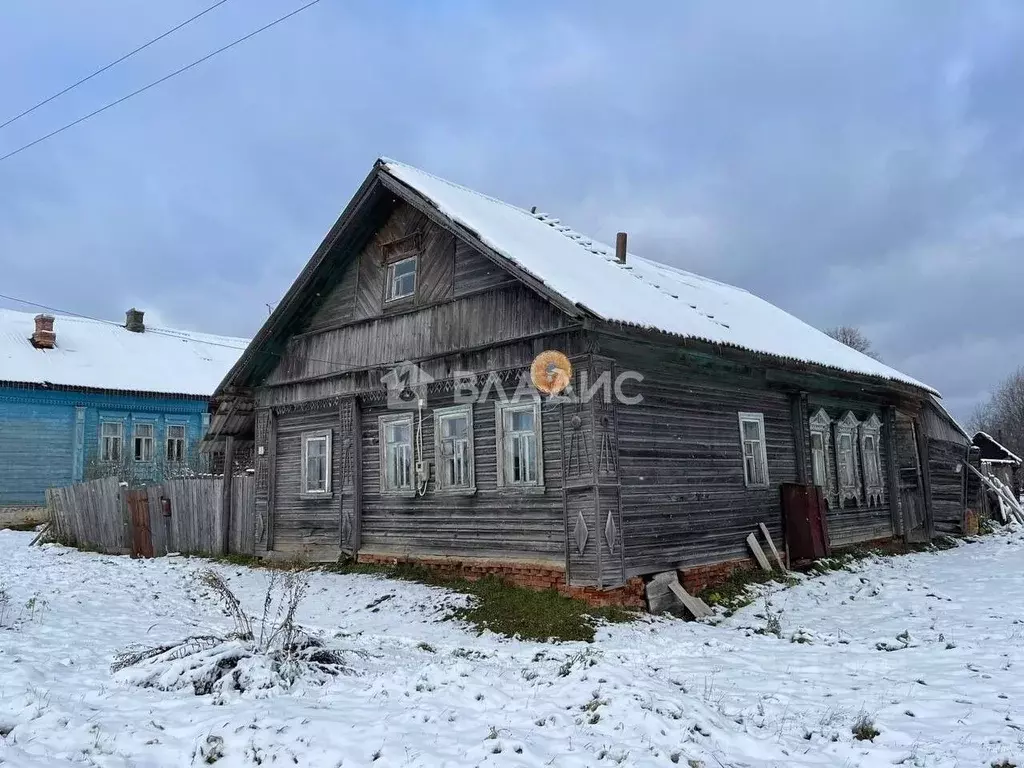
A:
385,256,417,301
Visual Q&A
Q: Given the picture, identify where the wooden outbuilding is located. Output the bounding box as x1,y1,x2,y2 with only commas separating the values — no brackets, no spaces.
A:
204,158,968,604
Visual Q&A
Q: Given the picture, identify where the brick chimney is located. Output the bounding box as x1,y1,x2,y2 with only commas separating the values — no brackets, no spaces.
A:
31,314,56,349
125,308,145,333
615,232,628,264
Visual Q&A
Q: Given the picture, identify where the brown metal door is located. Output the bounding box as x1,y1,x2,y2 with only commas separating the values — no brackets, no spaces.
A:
127,489,154,558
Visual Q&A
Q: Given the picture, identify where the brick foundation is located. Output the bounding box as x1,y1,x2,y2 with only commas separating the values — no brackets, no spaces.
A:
678,557,758,595
356,552,646,608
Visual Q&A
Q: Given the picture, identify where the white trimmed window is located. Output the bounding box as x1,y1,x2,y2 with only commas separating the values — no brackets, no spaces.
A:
809,408,832,493
100,421,123,462
834,411,862,506
380,414,414,493
496,399,543,487
166,424,186,463
860,414,884,505
434,405,474,492
738,412,769,487
133,423,155,462
384,256,417,302
301,429,331,495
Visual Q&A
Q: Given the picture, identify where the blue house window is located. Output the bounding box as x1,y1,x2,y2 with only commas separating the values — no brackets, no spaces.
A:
166,424,186,463
100,422,123,462
134,423,155,462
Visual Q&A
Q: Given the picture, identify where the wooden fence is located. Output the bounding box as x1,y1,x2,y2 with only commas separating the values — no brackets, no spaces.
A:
46,473,256,557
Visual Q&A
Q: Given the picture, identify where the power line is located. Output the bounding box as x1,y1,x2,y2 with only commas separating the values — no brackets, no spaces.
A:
0,0,232,132
0,292,249,351
0,0,323,165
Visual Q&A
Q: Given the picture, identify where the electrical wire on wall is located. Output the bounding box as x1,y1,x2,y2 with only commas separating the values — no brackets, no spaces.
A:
415,398,429,497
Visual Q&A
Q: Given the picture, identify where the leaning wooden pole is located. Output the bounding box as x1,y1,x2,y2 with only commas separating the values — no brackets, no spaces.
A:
221,436,236,555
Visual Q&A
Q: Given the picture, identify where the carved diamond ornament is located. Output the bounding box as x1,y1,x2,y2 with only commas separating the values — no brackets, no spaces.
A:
573,511,589,555
604,511,618,553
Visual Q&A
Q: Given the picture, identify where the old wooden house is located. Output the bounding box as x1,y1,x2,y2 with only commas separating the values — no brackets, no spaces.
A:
205,158,968,603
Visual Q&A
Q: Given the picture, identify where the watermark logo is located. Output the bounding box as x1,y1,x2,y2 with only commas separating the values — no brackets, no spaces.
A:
381,360,434,410
380,351,643,409
530,350,573,396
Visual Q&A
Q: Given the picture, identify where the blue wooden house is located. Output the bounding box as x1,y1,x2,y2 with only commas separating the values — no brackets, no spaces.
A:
0,308,247,518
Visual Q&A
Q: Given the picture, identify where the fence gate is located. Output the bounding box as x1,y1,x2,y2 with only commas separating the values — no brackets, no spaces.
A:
126,489,154,558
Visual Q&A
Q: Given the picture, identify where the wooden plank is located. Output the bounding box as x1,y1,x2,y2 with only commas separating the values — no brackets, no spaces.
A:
667,581,713,619
351,398,363,553
746,532,773,571
266,410,278,551
221,436,235,555
758,522,786,571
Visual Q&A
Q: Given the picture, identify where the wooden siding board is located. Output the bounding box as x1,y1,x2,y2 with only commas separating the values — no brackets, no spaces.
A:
272,407,342,555
356,393,564,563
267,285,573,386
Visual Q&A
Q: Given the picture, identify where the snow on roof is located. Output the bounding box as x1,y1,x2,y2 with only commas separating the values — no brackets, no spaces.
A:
0,308,248,397
382,158,934,394
974,431,1023,465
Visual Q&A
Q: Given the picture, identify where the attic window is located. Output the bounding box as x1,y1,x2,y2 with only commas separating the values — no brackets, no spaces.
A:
385,256,417,302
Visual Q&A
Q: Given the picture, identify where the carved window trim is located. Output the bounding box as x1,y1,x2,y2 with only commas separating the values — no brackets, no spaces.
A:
808,408,833,499
860,413,884,506
834,411,862,506
495,398,544,489
433,404,475,494
300,429,332,497
738,411,770,488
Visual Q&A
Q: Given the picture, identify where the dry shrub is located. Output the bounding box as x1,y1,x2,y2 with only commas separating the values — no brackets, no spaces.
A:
112,568,347,700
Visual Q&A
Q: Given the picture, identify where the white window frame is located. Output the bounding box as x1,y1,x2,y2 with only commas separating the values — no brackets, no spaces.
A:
379,413,414,494
834,411,863,506
100,421,123,463
166,423,187,463
300,429,332,496
496,398,544,488
860,413,884,506
133,422,155,462
433,404,475,493
384,255,417,302
808,408,833,501
738,412,770,488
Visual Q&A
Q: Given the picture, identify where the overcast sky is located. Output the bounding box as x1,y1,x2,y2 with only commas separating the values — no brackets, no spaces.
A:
1,1,1021,420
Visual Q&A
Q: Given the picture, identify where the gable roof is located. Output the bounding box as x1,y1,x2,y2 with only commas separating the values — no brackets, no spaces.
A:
973,431,1022,465
217,157,936,397
381,159,933,393
0,308,247,398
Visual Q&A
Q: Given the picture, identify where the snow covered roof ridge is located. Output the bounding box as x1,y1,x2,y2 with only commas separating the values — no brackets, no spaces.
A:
0,307,248,397
974,431,1023,464
380,158,935,395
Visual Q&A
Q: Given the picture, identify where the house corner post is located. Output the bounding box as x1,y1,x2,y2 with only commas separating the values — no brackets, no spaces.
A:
72,406,87,482
883,406,903,539
790,392,810,484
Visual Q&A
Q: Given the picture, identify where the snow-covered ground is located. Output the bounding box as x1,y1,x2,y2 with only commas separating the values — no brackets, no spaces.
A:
2,529,1023,767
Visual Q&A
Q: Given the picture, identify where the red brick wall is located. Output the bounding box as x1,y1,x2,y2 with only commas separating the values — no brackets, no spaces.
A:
357,552,645,608
678,557,757,594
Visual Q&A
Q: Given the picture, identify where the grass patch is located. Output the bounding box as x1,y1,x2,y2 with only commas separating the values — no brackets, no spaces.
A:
697,567,794,613
852,714,880,741
320,560,635,642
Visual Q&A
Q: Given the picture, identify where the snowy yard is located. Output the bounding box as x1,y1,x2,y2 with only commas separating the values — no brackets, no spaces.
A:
1,530,1023,767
